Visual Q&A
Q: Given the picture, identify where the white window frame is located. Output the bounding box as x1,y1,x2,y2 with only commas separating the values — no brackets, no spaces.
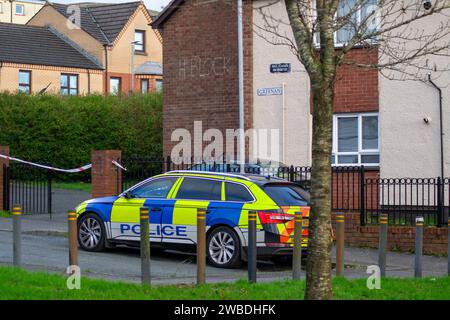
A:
312,0,379,48
15,4,24,15
332,112,380,166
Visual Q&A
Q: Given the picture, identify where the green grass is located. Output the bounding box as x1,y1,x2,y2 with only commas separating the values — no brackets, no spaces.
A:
0,266,449,300
52,182,92,193
0,211,11,217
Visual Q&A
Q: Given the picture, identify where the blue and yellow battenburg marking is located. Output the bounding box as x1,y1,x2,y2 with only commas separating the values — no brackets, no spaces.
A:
75,172,310,247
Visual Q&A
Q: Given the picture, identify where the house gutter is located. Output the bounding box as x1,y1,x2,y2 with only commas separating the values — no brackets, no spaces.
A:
428,74,444,181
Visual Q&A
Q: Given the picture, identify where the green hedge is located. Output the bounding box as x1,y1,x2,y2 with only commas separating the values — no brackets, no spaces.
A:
0,93,162,169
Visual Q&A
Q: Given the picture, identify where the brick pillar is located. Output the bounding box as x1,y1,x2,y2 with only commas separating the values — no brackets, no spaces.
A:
0,146,10,211
91,150,122,198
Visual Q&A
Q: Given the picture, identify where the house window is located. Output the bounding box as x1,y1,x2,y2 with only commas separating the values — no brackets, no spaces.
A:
60,74,78,95
141,79,149,94
332,113,379,165
313,0,378,46
0,3,3,13
18,70,31,94
110,77,121,95
134,30,145,53
15,4,24,15
156,79,163,92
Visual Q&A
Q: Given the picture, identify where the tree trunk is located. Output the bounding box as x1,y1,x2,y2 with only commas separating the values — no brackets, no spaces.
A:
304,81,334,300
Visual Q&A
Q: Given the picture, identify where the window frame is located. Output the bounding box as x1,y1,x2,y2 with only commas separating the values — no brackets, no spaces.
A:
332,112,380,166
134,30,146,53
141,79,149,94
109,77,121,96
174,177,223,201
312,0,380,48
15,4,24,15
128,176,179,199
224,181,256,203
18,70,31,94
155,79,163,92
60,73,79,96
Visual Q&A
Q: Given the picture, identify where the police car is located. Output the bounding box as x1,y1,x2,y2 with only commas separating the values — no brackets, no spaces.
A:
75,171,310,268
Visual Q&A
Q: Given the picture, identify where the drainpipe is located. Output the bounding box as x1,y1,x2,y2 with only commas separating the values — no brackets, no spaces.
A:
103,44,109,96
428,74,444,181
9,0,13,23
237,0,245,172
87,69,91,95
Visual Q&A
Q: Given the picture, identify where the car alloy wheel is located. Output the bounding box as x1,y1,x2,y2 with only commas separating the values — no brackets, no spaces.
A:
78,213,105,251
207,226,241,268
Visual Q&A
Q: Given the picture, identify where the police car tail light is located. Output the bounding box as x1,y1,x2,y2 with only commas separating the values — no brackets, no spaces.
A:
258,211,294,224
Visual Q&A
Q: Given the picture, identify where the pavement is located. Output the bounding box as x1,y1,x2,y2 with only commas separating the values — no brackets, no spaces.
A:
0,213,448,285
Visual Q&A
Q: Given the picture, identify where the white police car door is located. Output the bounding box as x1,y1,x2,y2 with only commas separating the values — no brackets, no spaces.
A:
110,177,179,243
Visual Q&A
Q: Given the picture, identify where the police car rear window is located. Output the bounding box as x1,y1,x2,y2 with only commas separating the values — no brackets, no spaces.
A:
176,177,222,201
263,184,309,206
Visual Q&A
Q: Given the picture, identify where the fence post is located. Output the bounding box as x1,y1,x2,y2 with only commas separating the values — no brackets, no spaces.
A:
68,210,78,266
3,165,9,211
47,169,52,220
360,165,366,226
197,208,206,285
91,150,122,198
166,155,171,173
415,217,424,278
12,204,22,267
248,210,257,283
336,213,345,277
437,177,444,227
292,211,303,280
0,146,10,212
447,218,450,276
378,213,388,277
140,206,151,286
289,165,295,182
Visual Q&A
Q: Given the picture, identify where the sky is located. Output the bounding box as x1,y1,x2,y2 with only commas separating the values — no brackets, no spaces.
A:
55,0,171,12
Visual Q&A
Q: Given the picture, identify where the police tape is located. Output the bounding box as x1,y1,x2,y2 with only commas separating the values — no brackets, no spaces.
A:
112,160,127,171
0,154,92,173
0,154,127,173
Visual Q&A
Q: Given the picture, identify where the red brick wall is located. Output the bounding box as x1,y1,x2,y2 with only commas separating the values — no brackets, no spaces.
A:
331,212,448,255
161,0,253,160
104,73,162,94
91,150,122,198
334,47,379,113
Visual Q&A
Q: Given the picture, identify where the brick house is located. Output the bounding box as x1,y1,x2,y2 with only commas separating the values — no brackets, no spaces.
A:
152,0,450,254
0,23,103,94
27,1,162,95
0,0,44,24
153,0,449,180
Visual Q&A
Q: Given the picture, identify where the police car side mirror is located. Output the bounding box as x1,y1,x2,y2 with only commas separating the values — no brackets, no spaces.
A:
123,191,134,199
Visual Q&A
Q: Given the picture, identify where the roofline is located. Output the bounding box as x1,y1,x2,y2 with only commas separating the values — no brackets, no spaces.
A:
0,59,103,70
151,0,184,29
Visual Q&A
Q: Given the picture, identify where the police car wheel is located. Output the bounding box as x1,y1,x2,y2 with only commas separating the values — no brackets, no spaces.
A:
207,226,241,268
78,213,105,252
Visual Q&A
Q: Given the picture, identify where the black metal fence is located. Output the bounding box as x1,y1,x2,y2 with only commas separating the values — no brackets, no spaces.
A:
364,177,449,226
3,163,51,214
120,157,450,227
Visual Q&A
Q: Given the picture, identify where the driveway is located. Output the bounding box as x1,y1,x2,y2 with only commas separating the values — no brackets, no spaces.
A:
0,214,447,284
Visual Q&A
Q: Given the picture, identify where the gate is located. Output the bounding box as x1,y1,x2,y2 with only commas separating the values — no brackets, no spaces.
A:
3,163,52,215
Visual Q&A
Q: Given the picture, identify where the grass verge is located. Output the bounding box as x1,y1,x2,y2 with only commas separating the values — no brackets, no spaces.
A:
0,266,449,300
52,182,92,193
